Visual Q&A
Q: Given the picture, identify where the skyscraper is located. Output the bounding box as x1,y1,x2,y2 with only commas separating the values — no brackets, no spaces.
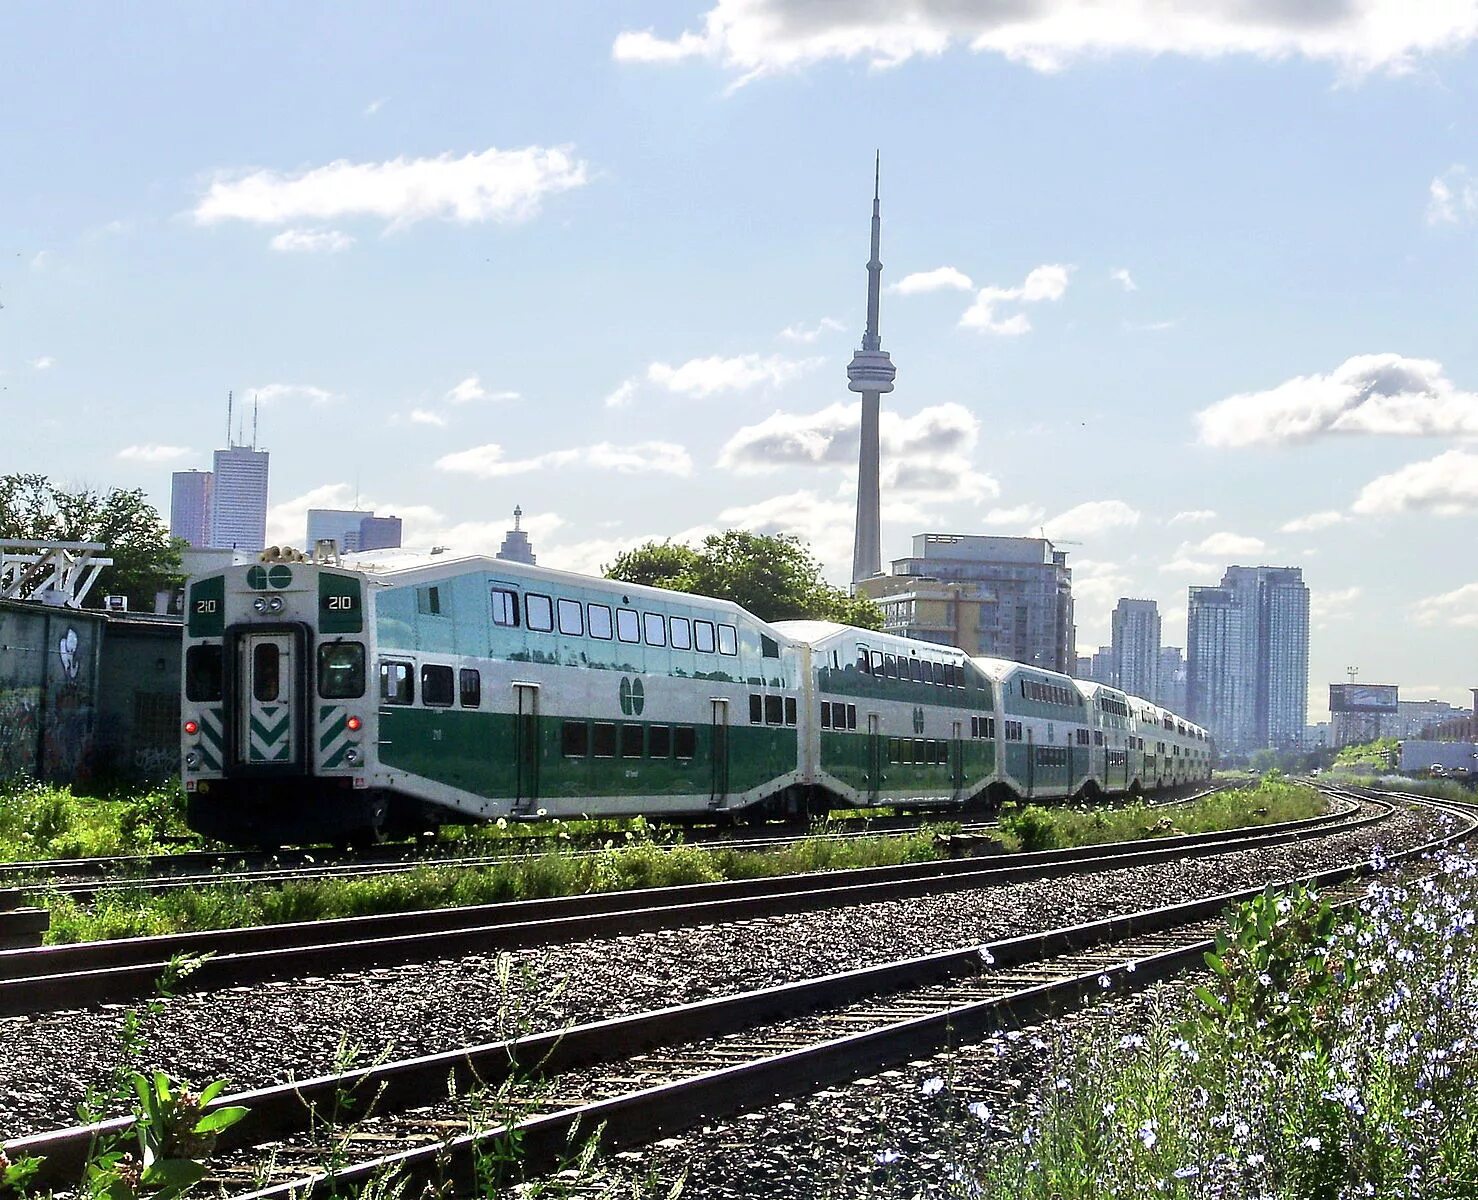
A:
849,155,895,587
169,470,213,548
1157,646,1188,714
357,514,402,552
307,508,366,553
497,505,537,565
1111,598,1161,698
210,445,269,554
1187,566,1310,753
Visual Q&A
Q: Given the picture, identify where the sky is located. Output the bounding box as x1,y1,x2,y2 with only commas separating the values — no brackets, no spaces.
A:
2,1,1476,717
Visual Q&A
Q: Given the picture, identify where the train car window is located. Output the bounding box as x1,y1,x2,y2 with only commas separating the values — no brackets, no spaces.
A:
616,608,640,643
693,620,716,653
185,644,224,701
459,668,481,708
592,722,617,757
490,588,520,627
557,599,584,637
970,717,978,738
670,616,692,650
986,718,996,738
421,665,454,707
869,651,884,675
749,695,763,724
717,624,738,656
253,644,280,702
643,612,667,646
954,665,965,688
914,738,926,763
847,704,857,730
931,661,944,686
888,737,902,763
526,593,554,633
649,725,672,757
619,724,644,758
317,643,365,699
380,661,414,705
562,721,589,757
908,659,923,683
856,647,870,673
673,726,696,759
883,654,897,679
587,603,614,640
760,634,780,659
784,696,797,726
416,586,443,616
821,703,832,729
764,695,783,725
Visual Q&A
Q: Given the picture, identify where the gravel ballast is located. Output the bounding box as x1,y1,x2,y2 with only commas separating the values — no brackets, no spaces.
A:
0,802,1447,1140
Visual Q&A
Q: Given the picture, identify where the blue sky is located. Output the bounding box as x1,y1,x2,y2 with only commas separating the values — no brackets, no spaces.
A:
3,1,1477,714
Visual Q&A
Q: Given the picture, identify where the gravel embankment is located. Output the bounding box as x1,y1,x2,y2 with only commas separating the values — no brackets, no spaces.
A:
0,802,1447,1139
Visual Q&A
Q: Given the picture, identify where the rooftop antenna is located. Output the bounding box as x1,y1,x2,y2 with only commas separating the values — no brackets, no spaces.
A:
226,390,234,448
1346,665,1359,683
252,393,259,450
513,504,523,531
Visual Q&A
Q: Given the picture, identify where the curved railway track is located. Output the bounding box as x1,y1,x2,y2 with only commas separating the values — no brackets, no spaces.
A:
8,785,1470,1196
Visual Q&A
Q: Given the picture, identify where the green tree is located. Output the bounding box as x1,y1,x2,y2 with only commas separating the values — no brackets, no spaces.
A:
605,531,882,630
0,473,184,609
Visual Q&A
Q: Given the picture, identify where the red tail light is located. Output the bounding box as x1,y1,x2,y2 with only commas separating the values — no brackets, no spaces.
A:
346,715,363,732
183,720,199,736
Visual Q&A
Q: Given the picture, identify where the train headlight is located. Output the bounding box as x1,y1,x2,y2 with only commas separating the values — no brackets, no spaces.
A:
183,720,199,736
268,596,285,613
253,597,269,614
345,748,360,764
185,751,200,769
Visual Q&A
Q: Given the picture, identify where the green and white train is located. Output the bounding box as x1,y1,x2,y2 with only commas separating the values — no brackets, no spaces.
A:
180,552,1213,846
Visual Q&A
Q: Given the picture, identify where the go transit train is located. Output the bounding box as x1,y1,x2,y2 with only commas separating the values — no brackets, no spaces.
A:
179,550,1213,846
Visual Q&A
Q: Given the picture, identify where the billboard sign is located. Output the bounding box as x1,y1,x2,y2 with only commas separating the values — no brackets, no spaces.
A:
1329,684,1399,714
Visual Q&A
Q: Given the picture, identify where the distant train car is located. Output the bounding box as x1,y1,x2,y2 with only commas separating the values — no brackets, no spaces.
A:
180,549,1214,847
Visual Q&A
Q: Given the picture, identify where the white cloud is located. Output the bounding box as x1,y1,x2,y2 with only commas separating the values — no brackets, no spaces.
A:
646,353,819,398
604,379,639,409
1039,499,1139,541
1124,318,1178,333
1279,510,1345,533
194,146,589,231
364,97,388,116
1428,166,1477,226
959,264,1072,335
1415,582,1478,629
1110,268,1137,292
716,489,855,574
408,409,448,427
30,356,54,371
1071,558,1134,641
117,444,193,463
1352,448,1478,516
1168,509,1216,525
445,376,520,404
1192,531,1267,557
982,503,1046,527
435,441,693,479
1196,354,1478,447
1311,585,1361,625
778,317,845,342
718,400,980,473
1159,556,1217,577
30,251,49,269
253,382,341,406
613,1,1478,78
892,266,973,295
270,228,355,254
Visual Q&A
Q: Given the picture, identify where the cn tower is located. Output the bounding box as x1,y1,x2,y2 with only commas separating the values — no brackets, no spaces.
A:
848,153,896,586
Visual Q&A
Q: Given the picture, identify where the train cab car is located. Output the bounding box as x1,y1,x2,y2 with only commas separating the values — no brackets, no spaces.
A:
774,622,992,811
1079,682,1137,795
974,659,1093,803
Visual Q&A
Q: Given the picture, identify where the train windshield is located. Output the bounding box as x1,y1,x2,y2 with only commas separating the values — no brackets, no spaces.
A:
185,644,223,701
318,642,366,699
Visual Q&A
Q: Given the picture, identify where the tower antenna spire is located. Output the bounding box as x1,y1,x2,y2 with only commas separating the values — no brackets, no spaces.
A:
226,390,234,448
252,393,259,450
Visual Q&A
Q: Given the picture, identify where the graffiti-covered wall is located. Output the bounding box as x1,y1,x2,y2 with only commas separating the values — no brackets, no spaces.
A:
0,600,104,782
95,618,181,783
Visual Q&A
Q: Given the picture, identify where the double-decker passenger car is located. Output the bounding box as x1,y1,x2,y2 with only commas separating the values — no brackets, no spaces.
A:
180,550,1213,846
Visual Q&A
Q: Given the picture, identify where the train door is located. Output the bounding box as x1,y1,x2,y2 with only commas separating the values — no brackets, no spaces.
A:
951,720,964,801
513,683,540,814
866,713,881,803
708,698,729,807
1025,726,1035,800
234,629,303,770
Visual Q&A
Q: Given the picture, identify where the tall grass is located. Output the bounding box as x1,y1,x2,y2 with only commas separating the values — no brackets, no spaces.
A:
0,777,196,862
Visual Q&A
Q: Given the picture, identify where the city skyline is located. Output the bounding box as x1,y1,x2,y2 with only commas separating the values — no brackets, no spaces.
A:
3,5,1476,709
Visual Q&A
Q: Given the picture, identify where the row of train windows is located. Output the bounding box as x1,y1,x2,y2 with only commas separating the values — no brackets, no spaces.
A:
1098,695,1129,718
886,738,952,766
1003,720,1024,742
184,643,370,703
969,716,996,739
748,694,799,727
561,720,697,760
380,661,482,708
820,702,859,730
856,649,965,688
488,587,741,656
1019,679,1081,707
1034,747,1071,767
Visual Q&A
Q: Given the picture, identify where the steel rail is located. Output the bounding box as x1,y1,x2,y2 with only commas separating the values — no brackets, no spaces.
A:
7,788,1465,1194
0,796,1369,1016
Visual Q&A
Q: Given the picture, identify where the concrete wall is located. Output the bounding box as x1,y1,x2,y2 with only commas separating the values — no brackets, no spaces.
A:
1400,740,1478,774
0,600,104,782
94,617,181,783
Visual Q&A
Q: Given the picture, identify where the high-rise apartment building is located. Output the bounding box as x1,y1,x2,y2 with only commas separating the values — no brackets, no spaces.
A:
357,514,402,552
1157,646,1188,715
1111,598,1161,698
1187,566,1309,754
858,534,1074,671
169,470,213,548
209,445,269,554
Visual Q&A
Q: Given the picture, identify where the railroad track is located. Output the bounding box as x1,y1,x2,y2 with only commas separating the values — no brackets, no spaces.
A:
0,791,1363,1017
8,786,1469,1197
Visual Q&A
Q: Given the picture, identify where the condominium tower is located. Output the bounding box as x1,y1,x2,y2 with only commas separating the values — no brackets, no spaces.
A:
1111,598,1161,699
